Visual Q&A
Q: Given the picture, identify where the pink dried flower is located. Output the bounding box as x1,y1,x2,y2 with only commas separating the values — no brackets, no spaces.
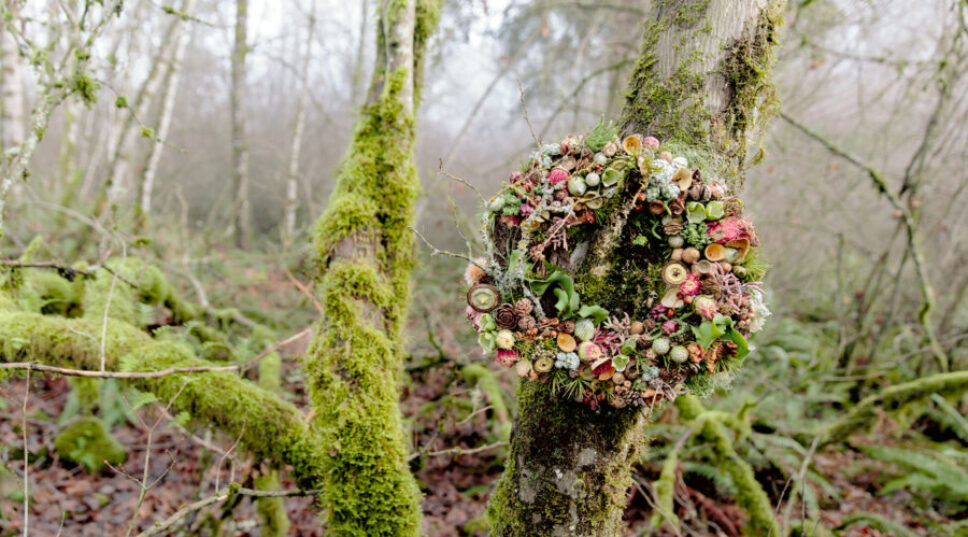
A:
495,349,518,368
509,171,524,183
466,305,483,329
519,204,534,218
679,272,701,296
661,320,679,335
548,168,569,185
708,217,756,244
643,136,660,150
650,305,669,320
693,296,718,320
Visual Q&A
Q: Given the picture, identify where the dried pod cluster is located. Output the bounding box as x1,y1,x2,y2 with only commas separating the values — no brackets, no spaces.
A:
464,121,770,410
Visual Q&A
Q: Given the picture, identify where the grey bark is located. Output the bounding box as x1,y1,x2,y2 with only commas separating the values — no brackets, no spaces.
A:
231,0,252,248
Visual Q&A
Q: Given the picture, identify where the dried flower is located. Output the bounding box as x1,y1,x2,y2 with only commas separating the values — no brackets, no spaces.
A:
662,263,689,285
670,345,689,363
679,272,702,296
578,341,604,362
495,329,515,350
495,349,518,367
548,168,569,185
514,360,532,377
693,296,718,320
661,320,679,335
464,258,488,286
643,136,660,150
652,337,671,355
555,351,580,370
534,356,555,373
573,318,596,341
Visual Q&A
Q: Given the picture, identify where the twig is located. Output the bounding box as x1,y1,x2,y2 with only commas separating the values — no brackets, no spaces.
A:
409,225,487,271
135,486,320,537
517,81,543,151
283,267,324,315
781,112,949,372
0,326,312,378
21,368,30,537
410,441,508,461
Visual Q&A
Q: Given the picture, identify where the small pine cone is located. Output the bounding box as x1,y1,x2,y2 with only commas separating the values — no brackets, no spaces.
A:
514,298,534,316
643,318,657,332
554,189,568,201
663,220,684,236
559,319,576,334
518,315,537,331
494,304,517,329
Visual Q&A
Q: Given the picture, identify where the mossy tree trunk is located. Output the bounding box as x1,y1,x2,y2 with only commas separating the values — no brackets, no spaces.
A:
487,1,786,536
303,1,442,536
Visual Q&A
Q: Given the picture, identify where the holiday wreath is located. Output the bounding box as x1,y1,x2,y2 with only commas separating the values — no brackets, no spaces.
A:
463,120,770,410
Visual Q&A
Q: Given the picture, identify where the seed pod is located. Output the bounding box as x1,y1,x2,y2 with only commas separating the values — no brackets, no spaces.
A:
682,247,701,264
467,284,500,312
670,345,689,363
630,321,645,335
668,236,684,248
495,329,515,350
557,333,577,352
662,263,689,285
574,318,596,341
652,337,671,355
671,248,684,262
622,134,643,155
603,141,619,157
585,171,601,187
534,356,555,373
705,243,727,262
578,341,604,362
568,176,587,196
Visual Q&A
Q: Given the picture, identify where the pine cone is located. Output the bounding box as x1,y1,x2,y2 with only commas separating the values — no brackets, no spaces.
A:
663,219,684,236
554,189,568,201
559,319,576,334
494,304,517,329
518,315,537,331
514,298,534,316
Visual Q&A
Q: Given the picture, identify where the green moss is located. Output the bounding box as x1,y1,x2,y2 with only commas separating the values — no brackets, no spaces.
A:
54,417,126,474
255,471,291,537
461,363,511,441
305,3,443,534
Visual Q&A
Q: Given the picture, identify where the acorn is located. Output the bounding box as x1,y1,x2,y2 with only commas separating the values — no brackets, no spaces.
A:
467,284,500,312
630,321,645,335
662,263,689,285
682,247,701,264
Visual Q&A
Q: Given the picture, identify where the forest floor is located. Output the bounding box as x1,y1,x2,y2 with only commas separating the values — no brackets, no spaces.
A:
0,364,952,537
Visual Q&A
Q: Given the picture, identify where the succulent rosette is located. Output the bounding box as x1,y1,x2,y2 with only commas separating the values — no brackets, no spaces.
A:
462,119,770,409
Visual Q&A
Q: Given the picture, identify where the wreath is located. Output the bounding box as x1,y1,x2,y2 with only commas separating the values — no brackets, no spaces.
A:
463,120,770,410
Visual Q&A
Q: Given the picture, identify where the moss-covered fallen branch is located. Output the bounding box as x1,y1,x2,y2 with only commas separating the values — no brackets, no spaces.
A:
0,311,324,488
817,371,968,447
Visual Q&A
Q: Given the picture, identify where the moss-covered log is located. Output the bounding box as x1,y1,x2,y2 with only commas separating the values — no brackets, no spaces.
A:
303,1,442,536
0,312,324,487
487,1,786,535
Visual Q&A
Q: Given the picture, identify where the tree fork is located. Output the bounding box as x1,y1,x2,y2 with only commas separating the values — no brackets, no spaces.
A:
487,1,786,535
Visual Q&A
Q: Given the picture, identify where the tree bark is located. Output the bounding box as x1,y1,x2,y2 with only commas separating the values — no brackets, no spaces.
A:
98,8,188,217
281,2,316,248
487,1,785,536
230,0,252,249
1,16,24,152
304,1,442,536
136,0,197,230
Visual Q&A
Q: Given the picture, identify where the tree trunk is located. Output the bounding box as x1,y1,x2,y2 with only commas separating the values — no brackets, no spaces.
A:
487,2,785,536
1,19,24,152
98,7,187,217
230,0,251,249
136,0,197,230
281,2,315,249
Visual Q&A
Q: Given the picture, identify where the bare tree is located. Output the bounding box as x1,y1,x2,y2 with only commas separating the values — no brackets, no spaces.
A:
231,0,252,248
281,0,316,248
136,0,198,230
0,3,24,153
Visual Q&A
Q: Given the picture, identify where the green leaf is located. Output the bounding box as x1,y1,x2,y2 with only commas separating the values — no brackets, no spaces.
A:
686,201,706,224
130,391,158,411
530,270,580,318
691,320,724,350
577,305,609,325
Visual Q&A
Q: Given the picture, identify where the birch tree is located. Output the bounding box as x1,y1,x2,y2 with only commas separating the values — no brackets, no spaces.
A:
0,7,24,153
486,1,787,536
281,1,316,249
136,0,198,230
230,0,252,249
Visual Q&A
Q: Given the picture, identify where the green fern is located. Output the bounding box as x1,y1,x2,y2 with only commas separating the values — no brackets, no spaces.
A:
835,513,920,537
862,445,968,504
